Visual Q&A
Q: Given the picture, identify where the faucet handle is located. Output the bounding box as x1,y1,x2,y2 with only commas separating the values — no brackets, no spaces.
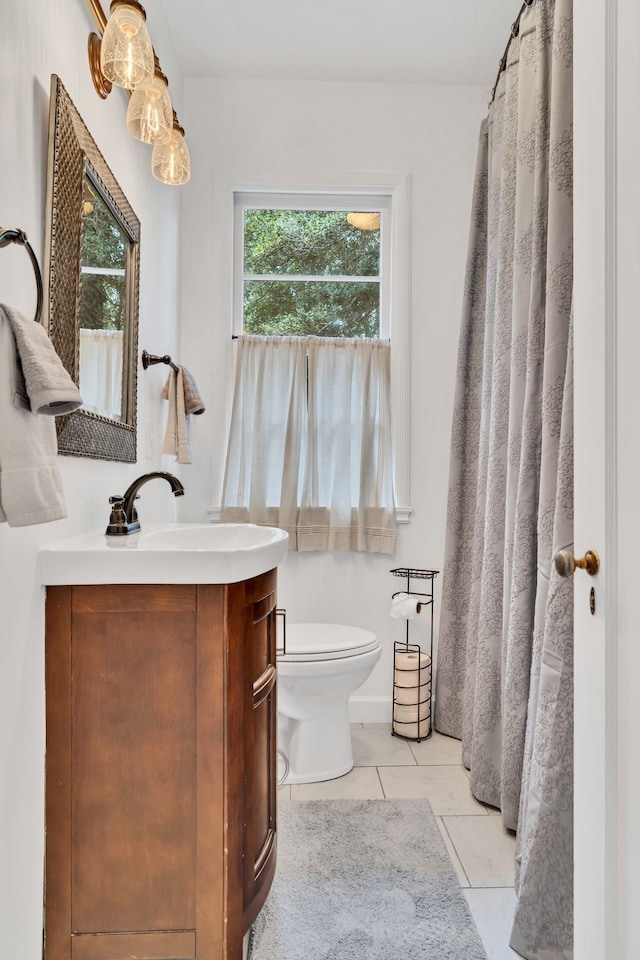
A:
106,496,127,536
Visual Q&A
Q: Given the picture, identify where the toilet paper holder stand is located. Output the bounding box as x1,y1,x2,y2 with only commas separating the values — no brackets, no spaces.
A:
390,567,439,744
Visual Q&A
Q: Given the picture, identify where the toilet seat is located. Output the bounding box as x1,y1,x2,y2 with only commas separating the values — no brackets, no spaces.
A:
279,623,380,662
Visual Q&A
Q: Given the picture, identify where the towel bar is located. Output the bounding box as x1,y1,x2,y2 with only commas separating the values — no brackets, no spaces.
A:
141,349,179,373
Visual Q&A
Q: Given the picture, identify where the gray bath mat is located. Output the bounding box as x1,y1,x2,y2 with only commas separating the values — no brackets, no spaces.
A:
250,798,488,960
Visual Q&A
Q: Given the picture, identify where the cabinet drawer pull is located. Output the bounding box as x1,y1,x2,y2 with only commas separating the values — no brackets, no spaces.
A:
276,607,287,656
254,828,276,881
252,593,276,625
253,664,276,706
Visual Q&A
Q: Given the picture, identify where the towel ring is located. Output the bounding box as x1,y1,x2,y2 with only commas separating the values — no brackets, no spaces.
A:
0,228,44,324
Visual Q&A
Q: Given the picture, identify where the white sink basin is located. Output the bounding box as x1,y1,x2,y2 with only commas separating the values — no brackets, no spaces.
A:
38,523,289,585
143,524,281,551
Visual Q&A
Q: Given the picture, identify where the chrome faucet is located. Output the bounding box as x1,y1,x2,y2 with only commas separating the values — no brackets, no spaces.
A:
106,471,185,536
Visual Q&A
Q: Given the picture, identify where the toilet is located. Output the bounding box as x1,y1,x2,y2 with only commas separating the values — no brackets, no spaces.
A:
277,623,382,784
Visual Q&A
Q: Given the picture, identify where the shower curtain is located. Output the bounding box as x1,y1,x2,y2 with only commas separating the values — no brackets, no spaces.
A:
434,1,573,957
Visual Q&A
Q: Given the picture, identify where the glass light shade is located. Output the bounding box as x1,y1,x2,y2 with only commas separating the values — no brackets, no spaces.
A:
126,74,172,143
347,212,381,231
152,128,191,185
100,2,154,90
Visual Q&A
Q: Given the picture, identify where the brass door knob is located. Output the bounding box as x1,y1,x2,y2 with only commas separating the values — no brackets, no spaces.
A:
554,549,600,578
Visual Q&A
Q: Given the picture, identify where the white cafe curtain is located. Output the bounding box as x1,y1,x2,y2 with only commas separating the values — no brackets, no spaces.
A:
221,335,396,554
79,328,123,419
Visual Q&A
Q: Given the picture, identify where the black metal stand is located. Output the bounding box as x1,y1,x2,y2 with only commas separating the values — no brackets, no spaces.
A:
390,567,439,743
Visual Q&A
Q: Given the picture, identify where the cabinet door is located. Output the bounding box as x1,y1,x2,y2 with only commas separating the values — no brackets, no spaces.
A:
241,571,278,927
45,584,201,960
45,577,277,960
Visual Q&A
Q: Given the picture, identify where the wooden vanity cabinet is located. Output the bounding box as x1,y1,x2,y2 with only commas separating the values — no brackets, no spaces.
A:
44,570,278,960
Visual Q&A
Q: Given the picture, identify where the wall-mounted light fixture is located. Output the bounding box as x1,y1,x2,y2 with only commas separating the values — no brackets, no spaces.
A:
151,111,191,186
100,0,153,89
85,0,191,185
126,55,172,144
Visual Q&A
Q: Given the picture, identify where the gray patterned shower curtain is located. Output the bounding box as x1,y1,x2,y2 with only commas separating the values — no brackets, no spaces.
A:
434,1,573,957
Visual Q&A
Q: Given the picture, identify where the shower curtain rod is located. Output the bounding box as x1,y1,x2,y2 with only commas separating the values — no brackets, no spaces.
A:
489,0,535,105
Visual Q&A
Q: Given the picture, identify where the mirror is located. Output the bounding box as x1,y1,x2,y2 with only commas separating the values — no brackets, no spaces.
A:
44,75,140,461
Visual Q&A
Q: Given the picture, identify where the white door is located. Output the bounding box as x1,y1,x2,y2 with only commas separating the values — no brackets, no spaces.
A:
574,1,640,957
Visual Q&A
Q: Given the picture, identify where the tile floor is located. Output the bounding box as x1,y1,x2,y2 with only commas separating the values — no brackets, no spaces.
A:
279,723,521,960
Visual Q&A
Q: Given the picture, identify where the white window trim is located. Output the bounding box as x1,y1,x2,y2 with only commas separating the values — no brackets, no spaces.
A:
210,172,412,524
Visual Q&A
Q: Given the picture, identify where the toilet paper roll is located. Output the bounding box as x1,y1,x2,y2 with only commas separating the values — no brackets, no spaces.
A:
394,666,431,692
394,651,431,687
389,593,420,620
394,703,430,723
392,714,431,739
395,680,431,706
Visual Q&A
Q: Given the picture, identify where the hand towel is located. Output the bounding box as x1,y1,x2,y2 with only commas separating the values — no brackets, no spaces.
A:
1,303,83,415
161,368,193,464
161,363,204,415
0,308,67,526
181,365,205,415
390,592,420,620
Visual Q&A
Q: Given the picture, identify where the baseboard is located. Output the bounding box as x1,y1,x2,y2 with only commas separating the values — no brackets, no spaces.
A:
348,693,437,725
348,696,393,724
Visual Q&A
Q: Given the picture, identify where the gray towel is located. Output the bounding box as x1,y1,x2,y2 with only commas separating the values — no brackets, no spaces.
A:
1,303,83,416
161,364,205,416
181,365,205,415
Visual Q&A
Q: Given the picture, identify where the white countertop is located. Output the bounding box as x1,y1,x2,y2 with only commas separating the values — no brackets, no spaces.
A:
38,523,289,585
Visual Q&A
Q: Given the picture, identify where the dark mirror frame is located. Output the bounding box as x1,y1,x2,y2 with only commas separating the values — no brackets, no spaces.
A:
44,75,140,462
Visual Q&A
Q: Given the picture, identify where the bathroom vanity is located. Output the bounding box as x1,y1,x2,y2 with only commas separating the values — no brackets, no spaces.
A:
40,524,288,960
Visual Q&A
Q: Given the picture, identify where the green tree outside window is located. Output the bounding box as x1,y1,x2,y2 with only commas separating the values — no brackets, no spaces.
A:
242,209,381,338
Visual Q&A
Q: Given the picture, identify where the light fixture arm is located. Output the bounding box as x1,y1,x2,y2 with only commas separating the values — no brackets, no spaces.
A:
170,109,185,138
152,53,169,88
85,0,108,33
88,33,112,99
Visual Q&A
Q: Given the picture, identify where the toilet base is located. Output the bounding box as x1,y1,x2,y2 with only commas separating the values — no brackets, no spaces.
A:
284,759,354,785
278,709,354,784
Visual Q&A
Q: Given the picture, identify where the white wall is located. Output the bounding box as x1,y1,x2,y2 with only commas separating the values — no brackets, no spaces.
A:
0,4,184,955
179,78,488,719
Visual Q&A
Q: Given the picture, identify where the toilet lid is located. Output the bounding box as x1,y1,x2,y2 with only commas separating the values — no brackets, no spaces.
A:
279,623,380,662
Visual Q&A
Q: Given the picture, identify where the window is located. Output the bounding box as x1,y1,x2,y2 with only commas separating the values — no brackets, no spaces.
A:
222,193,398,553
213,177,411,528
233,193,391,339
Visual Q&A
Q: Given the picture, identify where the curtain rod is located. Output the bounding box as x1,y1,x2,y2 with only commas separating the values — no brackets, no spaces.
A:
489,0,536,105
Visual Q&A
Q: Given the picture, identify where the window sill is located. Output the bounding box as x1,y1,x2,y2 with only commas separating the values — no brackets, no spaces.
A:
395,506,412,524
207,506,412,525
